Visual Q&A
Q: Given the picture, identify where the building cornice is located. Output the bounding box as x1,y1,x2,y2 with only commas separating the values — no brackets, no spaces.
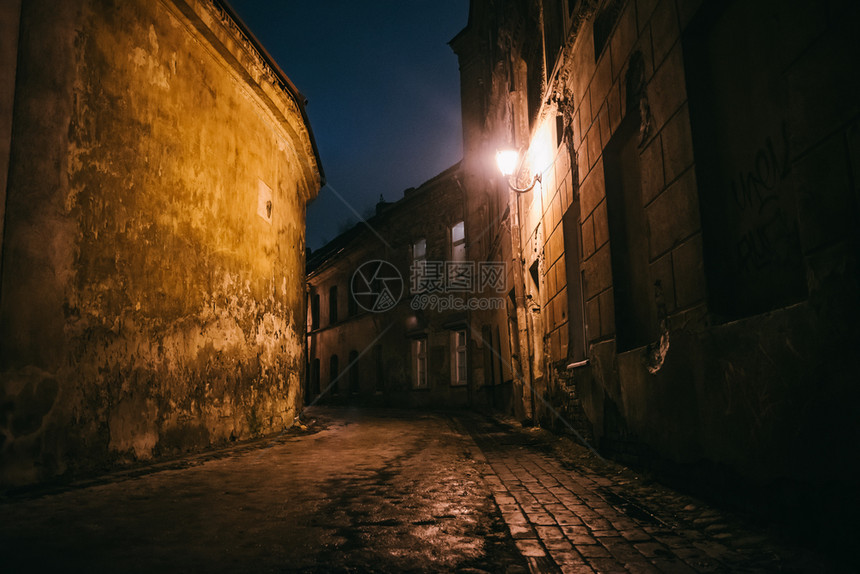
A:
167,0,325,198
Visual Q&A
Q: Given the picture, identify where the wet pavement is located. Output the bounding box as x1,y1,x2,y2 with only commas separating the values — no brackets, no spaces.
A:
0,407,843,573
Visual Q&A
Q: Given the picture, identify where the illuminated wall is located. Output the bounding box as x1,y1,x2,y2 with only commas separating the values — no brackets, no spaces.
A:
0,0,322,486
455,0,860,529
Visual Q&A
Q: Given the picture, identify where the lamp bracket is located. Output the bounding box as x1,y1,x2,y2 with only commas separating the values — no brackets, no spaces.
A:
507,172,541,194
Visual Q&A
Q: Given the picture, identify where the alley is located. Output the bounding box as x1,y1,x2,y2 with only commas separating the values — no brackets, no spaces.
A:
0,408,840,573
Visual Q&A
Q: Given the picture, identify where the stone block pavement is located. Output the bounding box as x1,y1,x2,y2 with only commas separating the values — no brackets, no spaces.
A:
0,408,844,573
457,413,841,574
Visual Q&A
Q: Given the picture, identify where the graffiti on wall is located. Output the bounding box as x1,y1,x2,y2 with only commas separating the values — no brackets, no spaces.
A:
729,122,796,275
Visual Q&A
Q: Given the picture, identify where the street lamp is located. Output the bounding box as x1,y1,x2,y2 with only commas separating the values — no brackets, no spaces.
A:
496,149,541,194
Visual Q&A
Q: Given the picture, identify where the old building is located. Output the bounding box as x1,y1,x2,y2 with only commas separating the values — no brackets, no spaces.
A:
306,165,519,409
0,0,323,486
453,0,859,536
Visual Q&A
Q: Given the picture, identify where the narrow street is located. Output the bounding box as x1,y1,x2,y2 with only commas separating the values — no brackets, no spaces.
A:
0,408,840,573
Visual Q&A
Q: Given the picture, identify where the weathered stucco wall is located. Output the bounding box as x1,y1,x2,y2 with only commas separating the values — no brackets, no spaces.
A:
0,0,321,486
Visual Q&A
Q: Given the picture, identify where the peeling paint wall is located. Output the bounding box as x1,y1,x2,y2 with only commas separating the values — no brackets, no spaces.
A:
0,0,321,486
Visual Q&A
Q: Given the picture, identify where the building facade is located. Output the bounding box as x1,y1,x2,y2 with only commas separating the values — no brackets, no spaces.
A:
0,0,323,486
452,0,860,528
306,165,520,410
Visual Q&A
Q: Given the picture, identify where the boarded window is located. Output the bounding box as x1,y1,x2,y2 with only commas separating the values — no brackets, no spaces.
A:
684,2,806,320
604,111,655,351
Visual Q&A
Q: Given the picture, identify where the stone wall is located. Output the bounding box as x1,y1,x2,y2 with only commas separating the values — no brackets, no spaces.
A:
0,0,322,486
454,0,860,526
546,0,860,485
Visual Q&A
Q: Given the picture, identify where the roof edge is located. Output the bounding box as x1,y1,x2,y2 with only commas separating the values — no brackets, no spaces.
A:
210,0,326,187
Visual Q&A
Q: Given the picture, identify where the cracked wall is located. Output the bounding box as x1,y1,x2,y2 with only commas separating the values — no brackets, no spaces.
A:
0,0,321,486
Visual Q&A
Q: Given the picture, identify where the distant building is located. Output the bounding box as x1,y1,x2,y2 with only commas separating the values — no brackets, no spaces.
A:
0,0,323,486
453,0,859,533
306,165,519,409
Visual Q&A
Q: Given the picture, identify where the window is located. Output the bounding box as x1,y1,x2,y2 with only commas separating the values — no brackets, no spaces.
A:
563,204,587,361
412,338,427,389
451,330,467,386
593,0,624,62
685,8,806,320
310,293,320,330
413,238,427,262
542,0,566,74
529,259,541,291
329,285,338,325
329,355,339,394
413,238,427,293
451,221,465,261
605,110,654,351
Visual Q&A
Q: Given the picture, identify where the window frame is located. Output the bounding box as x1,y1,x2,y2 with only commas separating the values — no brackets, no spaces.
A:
451,329,468,386
412,238,428,293
412,238,427,262
412,338,428,389
450,221,466,262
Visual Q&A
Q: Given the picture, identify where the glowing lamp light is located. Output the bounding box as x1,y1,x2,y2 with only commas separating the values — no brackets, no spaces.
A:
495,148,541,194
495,149,520,176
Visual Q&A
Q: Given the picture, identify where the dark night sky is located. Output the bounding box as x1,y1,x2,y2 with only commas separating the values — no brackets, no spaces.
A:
227,1,469,250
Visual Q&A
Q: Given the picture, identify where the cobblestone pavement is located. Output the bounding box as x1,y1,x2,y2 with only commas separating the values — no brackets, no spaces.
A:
459,414,844,573
0,407,844,573
0,408,527,573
